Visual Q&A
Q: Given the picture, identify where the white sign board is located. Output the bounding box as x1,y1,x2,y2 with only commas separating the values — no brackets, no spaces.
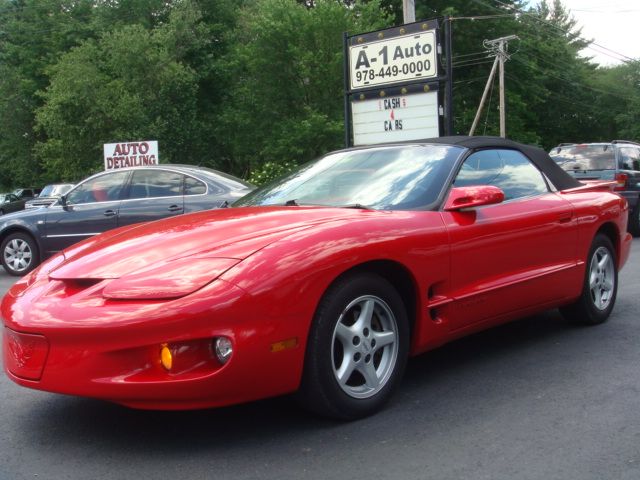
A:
349,30,437,90
103,141,158,170
352,91,439,146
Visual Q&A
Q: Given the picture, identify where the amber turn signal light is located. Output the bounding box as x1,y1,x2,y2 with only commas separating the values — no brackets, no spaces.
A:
160,344,173,370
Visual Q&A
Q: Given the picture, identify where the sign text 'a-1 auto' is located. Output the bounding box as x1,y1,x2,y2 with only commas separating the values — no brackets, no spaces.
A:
349,30,437,90
104,141,158,170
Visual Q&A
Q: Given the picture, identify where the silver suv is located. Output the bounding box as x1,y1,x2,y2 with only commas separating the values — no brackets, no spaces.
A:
550,140,640,236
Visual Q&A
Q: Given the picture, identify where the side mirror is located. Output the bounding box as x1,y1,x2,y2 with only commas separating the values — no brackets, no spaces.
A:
444,185,505,211
59,195,68,210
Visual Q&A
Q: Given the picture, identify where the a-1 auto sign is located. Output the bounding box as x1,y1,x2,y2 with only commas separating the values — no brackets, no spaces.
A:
344,18,451,146
349,29,437,91
352,89,439,146
103,141,158,170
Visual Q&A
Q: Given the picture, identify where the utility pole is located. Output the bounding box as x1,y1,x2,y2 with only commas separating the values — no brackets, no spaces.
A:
469,34,518,137
402,0,415,24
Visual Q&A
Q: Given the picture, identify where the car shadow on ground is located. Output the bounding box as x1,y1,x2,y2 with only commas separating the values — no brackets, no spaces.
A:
17,309,579,452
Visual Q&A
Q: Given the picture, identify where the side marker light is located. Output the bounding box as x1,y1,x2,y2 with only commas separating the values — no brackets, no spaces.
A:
270,337,298,353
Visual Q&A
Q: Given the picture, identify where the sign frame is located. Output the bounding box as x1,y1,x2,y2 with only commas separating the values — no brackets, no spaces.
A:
343,17,453,147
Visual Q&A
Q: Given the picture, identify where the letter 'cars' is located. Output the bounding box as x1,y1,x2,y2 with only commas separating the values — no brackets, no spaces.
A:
1,137,632,419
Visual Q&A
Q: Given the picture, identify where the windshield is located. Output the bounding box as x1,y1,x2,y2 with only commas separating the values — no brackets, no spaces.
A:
550,145,615,170
235,145,464,210
39,184,73,197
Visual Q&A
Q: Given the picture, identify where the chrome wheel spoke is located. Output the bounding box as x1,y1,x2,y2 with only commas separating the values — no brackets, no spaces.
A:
597,253,610,271
592,286,603,308
359,361,380,390
353,298,375,331
336,355,357,385
372,330,396,351
334,322,354,347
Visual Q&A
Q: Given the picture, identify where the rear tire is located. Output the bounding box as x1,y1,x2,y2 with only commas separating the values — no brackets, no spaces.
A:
297,273,409,420
560,234,617,325
1,232,39,276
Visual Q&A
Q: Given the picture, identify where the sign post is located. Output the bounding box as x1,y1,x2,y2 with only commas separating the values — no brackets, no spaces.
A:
344,17,452,147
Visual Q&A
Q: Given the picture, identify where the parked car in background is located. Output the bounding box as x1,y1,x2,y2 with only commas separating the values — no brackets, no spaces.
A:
550,140,640,236
0,165,254,276
1,137,631,419
0,193,27,215
25,183,75,209
12,187,42,200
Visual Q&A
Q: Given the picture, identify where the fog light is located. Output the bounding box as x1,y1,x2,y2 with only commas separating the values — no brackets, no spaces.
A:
160,344,173,370
214,337,233,364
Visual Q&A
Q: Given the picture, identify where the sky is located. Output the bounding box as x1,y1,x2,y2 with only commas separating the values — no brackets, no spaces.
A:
548,0,640,65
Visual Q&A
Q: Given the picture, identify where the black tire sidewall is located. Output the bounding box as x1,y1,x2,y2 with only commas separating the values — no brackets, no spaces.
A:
300,273,410,420
1,232,39,276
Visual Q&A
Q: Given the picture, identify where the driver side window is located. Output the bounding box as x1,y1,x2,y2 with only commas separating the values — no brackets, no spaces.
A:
454,149,549,201
66,171,130,205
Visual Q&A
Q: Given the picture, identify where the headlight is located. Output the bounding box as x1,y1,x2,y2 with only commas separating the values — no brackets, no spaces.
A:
102,256,240,300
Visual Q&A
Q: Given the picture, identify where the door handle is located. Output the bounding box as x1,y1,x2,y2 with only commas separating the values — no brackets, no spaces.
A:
168,205,183,212
103,209,116,217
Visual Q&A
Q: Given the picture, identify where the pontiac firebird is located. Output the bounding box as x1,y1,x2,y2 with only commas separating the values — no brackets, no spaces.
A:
2,137,632,419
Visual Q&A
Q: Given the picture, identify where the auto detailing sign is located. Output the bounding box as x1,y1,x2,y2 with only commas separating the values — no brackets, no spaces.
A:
352,89,439,146
349,29,437,91
104,141,158,170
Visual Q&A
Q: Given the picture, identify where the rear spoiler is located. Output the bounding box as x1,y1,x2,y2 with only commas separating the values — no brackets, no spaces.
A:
560,180,617,194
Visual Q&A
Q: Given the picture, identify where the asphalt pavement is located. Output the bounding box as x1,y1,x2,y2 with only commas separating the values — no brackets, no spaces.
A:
1,240,639,480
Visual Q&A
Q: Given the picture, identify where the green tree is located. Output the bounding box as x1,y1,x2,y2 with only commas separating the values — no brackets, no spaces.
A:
219,0,392,181
0,0,96,187
35,24,200,179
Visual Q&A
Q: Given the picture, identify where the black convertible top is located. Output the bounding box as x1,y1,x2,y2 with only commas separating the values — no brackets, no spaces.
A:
422,135,582,191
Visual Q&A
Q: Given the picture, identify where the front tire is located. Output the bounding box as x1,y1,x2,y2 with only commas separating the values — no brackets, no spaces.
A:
1,232,39,276
560,234,618,325
297,273,409,420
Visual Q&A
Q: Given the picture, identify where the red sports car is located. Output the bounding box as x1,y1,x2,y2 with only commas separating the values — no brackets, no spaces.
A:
2,137,632,419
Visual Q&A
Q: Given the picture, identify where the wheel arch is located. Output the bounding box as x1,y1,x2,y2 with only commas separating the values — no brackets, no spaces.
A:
323,259,419,337
595,221,620,264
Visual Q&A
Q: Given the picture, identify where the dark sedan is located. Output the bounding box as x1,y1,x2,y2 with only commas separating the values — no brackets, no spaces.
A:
0,165,254,276
0,193,26,215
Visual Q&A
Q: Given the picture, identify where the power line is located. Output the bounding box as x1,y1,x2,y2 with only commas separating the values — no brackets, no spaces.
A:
490,0,636,63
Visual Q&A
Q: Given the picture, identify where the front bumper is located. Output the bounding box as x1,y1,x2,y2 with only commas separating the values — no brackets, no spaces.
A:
2,276,307,410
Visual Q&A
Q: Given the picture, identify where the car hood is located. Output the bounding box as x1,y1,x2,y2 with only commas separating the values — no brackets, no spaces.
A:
0,205,47,222
48,206,377,280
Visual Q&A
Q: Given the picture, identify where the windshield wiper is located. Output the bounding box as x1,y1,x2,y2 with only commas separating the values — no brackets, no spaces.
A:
340,203,373,210
285,199,299,206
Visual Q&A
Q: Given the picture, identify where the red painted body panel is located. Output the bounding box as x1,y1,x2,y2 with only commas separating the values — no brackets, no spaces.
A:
1,189,632,410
